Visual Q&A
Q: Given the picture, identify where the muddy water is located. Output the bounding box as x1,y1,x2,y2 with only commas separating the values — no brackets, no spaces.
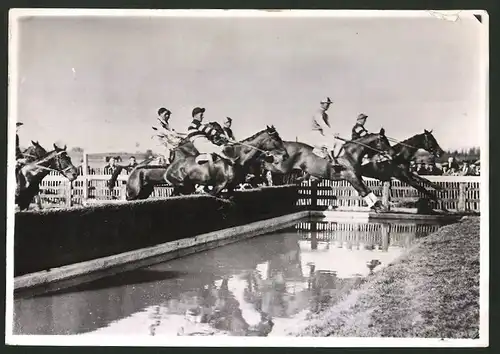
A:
13,217,450,336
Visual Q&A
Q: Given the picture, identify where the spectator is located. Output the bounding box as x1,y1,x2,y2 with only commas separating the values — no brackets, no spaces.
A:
468,163,478,176
126,156,138,172
104,156,118,175
415,163,425,175
78,158,94,175
459,161,470,176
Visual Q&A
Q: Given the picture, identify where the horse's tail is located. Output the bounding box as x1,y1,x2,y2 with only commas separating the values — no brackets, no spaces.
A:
108,165,125,190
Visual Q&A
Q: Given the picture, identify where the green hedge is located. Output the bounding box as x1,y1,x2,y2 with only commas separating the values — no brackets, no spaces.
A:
14,186,299,276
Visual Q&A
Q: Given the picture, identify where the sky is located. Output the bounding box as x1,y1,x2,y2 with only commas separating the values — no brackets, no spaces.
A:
14,13,485,153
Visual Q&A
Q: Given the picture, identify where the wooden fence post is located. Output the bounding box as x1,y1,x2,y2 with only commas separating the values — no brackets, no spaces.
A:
382,180,391,211
82,152,89,205
381,223,390,252
458,182,467,212
311,180,318,209
66,181,73,207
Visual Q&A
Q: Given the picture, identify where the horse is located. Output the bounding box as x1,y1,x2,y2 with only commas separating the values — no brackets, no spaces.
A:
20,141,48,163
121,121,228,200
262,128,395,212
360,129,445,201
16,144,79,211
164,125,288,197
16,141,49,209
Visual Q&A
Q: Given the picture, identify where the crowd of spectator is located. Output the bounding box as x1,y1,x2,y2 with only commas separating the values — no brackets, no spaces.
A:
410,157,480,176
78,155,139,175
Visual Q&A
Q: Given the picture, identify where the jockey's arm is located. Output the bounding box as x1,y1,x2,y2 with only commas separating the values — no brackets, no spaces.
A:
314,112,338,138
199,123,227,143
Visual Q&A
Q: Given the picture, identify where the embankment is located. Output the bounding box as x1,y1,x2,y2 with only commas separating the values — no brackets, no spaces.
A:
288,216,480,338
15,185,299,277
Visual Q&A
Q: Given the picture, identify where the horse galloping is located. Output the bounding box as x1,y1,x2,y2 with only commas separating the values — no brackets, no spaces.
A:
164,125,288,197
16,144,79,211
122,122,227,200
263,128,395,212
361,129,445,201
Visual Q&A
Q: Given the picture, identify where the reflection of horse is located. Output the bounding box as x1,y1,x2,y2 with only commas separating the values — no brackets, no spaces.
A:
178,275,274,336
361,130,445,202
16,144,79,211
263,129,395,212
165,126,288,197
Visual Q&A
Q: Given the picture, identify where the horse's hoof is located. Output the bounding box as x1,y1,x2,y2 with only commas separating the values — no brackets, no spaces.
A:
371,201,386,213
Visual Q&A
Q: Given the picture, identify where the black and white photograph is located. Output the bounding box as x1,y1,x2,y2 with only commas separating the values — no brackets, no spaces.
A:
6,9,488,347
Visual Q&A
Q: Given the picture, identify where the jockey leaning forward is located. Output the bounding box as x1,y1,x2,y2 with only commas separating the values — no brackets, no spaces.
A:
351,113,369,140
308,97,343,170
187,107,238,165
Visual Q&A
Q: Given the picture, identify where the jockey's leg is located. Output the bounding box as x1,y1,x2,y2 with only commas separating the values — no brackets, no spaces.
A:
213,145,237,166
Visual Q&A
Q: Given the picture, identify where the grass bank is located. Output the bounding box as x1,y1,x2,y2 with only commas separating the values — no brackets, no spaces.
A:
289,216,480,338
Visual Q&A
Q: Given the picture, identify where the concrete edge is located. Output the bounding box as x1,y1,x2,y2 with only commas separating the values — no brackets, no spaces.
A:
14,211,310,296
310,210,464,221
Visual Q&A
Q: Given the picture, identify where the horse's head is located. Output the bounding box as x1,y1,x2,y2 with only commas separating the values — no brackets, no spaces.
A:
420,129,444,158
259,125,289,163
24,141,47,161
51,143,79,182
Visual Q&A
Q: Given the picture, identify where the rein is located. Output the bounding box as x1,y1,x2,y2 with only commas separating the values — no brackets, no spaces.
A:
336,136,390,156
230,140,269,154
26,151,76,174
386,136,419,149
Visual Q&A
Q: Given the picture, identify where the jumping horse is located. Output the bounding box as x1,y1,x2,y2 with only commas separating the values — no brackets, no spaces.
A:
16,143,79,211
263,128,395,212
109,122,226,200
360,129,445,202
164,125,288,197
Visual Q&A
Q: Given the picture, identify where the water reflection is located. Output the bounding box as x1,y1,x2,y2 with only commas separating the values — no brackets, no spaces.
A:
13,219,449,336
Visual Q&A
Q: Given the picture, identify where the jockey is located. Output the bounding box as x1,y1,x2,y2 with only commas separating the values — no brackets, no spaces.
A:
222,117,236,141
187,107,237,165
310,97,342,168
351,113,369,140
15,122,28,195
15,122,28,169
153,107,185,163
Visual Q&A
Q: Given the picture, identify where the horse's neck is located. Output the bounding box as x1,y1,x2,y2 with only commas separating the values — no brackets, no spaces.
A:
394,135,420,160
231,135,264,165
345,137,379,165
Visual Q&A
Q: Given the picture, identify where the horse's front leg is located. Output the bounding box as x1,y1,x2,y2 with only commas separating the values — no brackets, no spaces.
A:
341,171,384,213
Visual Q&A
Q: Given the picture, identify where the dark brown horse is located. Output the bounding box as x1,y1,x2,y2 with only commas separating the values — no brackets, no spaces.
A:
360,129,445,201
16,144,79,211
262,129,395,211
121,122,227,200
16,141,49,209
164,126,288,197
